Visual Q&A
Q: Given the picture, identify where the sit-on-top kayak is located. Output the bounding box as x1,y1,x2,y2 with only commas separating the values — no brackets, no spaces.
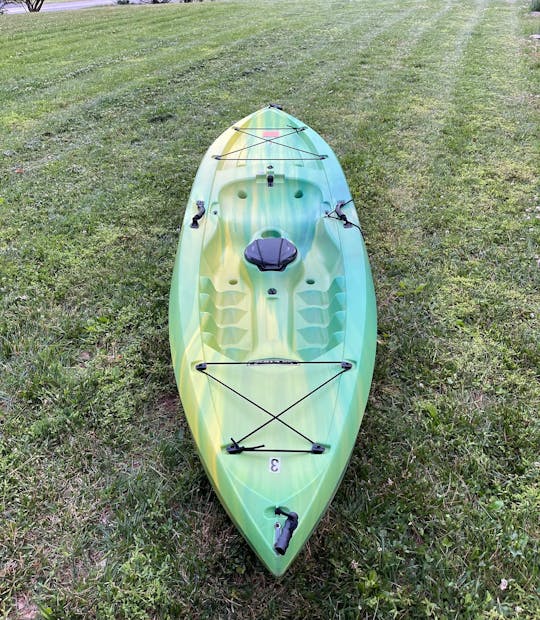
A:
169,105,377,576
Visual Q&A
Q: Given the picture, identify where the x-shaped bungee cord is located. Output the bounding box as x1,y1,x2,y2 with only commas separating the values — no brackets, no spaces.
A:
195,360,352,454
213,126,327,161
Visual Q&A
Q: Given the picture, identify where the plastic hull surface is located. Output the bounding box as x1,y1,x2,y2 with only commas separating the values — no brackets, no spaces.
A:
169,107,377,575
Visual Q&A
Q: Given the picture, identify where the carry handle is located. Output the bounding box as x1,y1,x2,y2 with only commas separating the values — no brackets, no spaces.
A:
274,508,299,555
335,200,353,228
190,200,206,229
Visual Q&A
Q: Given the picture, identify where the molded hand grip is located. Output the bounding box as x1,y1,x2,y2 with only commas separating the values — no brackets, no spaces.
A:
274,510,299,555
335,200,353,228
190,200,206,228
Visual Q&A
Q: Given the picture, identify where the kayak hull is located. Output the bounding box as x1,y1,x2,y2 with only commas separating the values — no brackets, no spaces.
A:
169,107,376,575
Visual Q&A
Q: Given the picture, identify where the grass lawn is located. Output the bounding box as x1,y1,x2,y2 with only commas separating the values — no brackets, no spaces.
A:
1,0,539,617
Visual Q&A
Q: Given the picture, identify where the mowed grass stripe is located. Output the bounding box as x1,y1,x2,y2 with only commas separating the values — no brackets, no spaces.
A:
0,3,412,131
344,0,491,265
0,6,258,105
294,0,490,238
303,0,491,286
0,2,229,52
2,2,394,109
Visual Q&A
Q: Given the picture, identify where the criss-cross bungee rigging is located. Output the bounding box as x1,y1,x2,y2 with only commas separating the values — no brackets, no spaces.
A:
196,359,353,454
214,124,328,161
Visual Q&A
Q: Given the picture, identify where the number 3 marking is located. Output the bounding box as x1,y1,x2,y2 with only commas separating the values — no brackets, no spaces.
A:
269,457,281,473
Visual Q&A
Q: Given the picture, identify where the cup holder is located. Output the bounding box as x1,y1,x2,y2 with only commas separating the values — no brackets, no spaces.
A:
261,230,282,238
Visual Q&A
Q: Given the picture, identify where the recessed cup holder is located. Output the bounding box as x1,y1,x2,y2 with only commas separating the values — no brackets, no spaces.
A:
261,229,282,238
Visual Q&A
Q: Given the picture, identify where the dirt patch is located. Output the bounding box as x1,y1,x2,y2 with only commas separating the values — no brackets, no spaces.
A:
14,595,39,620
157,393,180,415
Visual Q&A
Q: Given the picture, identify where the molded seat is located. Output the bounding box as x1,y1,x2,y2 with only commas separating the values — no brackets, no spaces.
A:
244,237,298,271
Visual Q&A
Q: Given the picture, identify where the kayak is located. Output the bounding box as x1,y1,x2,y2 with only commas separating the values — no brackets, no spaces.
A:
169,105,377,576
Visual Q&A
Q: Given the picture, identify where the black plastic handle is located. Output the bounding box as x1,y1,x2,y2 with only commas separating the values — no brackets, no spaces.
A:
190,200,206,229
335,201,353,228
274,509,299,555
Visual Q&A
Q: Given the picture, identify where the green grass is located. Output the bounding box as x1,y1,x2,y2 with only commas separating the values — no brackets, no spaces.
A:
1,0,539,618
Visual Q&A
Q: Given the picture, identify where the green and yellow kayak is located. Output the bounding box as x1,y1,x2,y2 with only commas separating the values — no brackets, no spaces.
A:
169,105,377,576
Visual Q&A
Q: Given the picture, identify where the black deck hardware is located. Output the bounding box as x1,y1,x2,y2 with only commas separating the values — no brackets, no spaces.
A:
326,199,362,232
226,439,265,454
335,200,354,228
248,359,300,366
268,103,284,110
190,200,206,229
274,507,299,555
245,237,298,272
225,442,325,454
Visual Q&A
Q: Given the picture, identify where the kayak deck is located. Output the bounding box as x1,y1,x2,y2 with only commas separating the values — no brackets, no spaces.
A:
169,106,377,575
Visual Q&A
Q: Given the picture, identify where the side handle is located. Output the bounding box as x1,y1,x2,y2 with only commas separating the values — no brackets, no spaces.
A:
190,200,206,229
335,200,353,228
